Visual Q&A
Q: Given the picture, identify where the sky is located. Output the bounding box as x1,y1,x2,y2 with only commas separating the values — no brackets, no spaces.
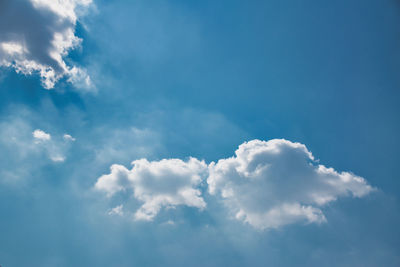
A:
0,0,400,266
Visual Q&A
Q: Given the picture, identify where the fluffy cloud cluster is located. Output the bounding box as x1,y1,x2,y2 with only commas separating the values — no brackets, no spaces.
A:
0,0,93,89
95,158,208,221
208,139,374,229
96,139,374,229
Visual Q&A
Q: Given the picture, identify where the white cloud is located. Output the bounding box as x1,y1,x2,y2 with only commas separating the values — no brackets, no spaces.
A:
0,0,93,90
95,139,374,229
63,134,76,141
95,158,208,221
33,129,51,142
208,139,375,230
1,42,26,55
30,0,93,22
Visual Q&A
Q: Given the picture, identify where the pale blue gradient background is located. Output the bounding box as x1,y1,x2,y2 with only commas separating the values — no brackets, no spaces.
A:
0,0,399,266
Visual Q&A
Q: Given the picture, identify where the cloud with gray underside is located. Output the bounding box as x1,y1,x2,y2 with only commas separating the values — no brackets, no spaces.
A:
0,0,92,90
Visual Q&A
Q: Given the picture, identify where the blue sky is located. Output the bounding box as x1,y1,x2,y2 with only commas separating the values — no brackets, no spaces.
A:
0,0,399,266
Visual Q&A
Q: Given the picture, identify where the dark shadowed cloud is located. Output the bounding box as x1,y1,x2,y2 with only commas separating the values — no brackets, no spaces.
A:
0,0,92,89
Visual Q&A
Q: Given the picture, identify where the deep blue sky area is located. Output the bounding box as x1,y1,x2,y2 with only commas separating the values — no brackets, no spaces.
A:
0,0,399,266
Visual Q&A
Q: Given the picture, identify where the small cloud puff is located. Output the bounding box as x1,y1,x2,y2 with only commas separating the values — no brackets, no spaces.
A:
63,134,76,142
95,158,208,221
32,129,51,142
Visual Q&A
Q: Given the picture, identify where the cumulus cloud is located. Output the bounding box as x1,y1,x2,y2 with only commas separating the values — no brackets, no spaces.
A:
33,129,51,142
208,139,374,229
95,158,208,221
95,139,374,229
0,0,93,90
